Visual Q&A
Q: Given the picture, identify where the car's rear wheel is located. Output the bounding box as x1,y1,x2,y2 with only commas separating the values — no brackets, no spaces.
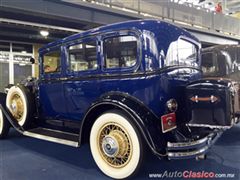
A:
90,110,143,179
6,85,33,128
0,109,10,139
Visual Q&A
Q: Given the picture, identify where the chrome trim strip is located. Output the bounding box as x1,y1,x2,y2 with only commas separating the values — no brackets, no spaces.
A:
168,146,208,159
40,127,79,136
23,131,79,147
167,135,209,149
167,131,223,160
190,95,218,103
162,126,177,133
187,123,232,129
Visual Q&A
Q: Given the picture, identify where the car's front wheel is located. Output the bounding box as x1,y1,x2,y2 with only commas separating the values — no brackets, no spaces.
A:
90,110,143,179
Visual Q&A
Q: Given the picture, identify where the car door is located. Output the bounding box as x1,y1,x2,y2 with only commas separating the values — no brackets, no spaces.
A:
99,33,140,95
63,37,101,121
38,46,68,119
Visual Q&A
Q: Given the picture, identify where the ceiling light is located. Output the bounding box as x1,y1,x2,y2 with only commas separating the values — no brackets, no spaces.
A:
40,30,49,37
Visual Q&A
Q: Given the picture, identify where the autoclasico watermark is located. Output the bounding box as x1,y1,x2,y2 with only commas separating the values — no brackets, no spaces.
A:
149,171,237,179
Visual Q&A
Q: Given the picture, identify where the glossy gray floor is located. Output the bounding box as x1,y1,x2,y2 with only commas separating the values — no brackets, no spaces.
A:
0,124,240,180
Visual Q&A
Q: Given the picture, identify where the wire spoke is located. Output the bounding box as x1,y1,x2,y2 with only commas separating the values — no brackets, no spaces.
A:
98,122,133,168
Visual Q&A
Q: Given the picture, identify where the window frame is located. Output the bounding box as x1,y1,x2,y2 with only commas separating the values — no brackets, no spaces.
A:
165,36,200,68
101,32,140,73
65,37,99,76
41,47,62,77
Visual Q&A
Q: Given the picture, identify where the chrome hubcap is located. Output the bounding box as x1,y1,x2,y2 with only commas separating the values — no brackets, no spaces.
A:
102,136,119,157
11,101,17,113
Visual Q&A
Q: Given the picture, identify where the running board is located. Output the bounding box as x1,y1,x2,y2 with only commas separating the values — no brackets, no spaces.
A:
0,104,80,147
24,128,80,147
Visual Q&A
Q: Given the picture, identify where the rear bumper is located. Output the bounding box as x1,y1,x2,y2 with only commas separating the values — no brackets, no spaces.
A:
167,131,223,160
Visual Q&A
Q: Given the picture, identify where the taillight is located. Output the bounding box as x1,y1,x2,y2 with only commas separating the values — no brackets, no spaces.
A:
166,99,178,112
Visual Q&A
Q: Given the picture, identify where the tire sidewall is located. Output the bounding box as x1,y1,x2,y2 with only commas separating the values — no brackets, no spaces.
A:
0,109,4,134
0,109,10,139
90,111,142,179
6,86,28,127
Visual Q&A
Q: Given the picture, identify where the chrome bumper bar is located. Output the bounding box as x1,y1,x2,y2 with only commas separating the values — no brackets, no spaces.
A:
167,131,222,160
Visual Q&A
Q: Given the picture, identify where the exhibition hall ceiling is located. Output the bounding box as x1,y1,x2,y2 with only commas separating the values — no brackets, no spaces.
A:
174,0,240,16
1,0,240,44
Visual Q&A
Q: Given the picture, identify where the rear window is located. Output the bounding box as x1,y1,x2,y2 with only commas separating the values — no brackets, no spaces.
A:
166,38,198,67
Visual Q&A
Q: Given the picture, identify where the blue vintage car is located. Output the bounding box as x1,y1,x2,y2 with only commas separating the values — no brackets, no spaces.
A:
0,20,239,179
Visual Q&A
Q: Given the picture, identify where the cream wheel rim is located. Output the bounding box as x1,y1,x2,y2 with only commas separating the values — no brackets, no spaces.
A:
97,122,133,168
9,93,24,122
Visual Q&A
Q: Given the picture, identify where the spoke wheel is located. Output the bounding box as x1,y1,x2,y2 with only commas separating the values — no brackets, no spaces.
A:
8,93,25,122
90,110,143,179
98,123,133,168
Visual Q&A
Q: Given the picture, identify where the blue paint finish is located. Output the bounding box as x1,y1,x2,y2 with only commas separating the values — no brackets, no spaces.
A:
38,46,69,119
64,80,101,120
38,19,201,122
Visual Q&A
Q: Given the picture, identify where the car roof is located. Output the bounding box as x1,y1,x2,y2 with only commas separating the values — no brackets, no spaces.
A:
39,19,199,53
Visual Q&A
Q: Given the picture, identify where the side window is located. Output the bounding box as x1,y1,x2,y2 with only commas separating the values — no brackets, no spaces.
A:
68,41,97,72
166,38,198,67
43,51,61,73
103,36,137,69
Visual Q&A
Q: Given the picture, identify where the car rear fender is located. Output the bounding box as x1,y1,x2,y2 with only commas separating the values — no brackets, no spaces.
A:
80,91,167,156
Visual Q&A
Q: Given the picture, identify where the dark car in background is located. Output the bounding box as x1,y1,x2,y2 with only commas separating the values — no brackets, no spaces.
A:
202,45,240,80
201,44,240,123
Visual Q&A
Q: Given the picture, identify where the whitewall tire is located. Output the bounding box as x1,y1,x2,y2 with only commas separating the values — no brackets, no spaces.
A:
0,109,3,133
90,110,143,179
0,109,10,139
6,85,33,128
